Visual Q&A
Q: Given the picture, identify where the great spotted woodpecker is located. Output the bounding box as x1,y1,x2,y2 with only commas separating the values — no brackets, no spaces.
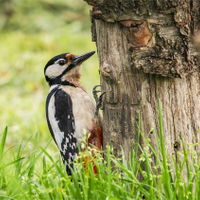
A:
44,51,103,175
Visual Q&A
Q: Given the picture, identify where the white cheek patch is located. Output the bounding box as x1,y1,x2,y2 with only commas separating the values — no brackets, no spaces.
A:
45,63,67,78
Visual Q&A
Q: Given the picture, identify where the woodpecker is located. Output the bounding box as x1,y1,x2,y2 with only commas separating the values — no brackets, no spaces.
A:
44,51,103,175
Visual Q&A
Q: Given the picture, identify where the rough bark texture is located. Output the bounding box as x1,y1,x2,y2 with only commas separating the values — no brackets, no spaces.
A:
84,0,200,169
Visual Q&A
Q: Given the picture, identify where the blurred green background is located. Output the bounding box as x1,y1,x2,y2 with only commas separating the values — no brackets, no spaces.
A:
0,0,99,155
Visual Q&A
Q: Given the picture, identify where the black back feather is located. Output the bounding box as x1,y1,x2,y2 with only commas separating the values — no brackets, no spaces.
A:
46,87,78,175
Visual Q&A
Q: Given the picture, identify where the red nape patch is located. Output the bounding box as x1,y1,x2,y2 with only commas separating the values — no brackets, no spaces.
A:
65,54,76,62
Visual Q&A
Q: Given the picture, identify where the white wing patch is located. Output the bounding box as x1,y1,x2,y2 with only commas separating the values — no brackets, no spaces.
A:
49,84,59,93
48,95,64,151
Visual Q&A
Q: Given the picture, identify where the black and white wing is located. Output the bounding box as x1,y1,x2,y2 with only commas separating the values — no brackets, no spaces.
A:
46,87,78,175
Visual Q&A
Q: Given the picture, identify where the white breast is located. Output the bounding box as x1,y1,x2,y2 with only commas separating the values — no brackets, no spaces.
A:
60,86,96,143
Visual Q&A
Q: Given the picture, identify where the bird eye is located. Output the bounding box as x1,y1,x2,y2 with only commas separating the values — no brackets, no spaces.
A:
58,59,66,65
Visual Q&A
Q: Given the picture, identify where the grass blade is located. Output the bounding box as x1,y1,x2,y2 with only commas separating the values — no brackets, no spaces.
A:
158,100,172,199
0,126,8,160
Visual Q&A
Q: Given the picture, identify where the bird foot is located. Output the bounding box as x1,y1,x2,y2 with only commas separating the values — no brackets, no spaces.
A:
92,85,106,116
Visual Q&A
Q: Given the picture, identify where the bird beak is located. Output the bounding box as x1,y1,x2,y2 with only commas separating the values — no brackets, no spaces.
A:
72,51,95,66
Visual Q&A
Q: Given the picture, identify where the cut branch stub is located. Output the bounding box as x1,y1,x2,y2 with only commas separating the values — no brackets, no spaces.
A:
120,20,154,49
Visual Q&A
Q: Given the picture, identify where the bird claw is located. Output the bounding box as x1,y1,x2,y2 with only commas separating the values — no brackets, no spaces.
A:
93,85,106,116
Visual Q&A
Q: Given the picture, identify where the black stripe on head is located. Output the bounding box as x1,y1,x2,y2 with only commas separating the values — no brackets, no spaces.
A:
44,53,69,73
46,77,77,87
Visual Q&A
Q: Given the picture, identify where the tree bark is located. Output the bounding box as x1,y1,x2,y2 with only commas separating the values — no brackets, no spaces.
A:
84,0,200,170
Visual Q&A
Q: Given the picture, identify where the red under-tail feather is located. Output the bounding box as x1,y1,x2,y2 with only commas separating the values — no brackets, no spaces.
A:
82,122,103,174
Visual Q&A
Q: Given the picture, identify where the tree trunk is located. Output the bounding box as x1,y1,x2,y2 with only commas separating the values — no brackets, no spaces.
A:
84,0,200,170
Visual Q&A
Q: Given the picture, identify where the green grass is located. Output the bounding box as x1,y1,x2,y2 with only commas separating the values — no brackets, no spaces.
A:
0,100,200,200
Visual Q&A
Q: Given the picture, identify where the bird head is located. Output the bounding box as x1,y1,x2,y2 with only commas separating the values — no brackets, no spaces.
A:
44,51,95,86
